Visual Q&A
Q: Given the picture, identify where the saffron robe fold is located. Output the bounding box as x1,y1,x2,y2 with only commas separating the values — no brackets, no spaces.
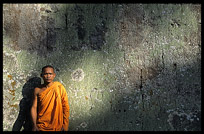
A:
36,81,70,131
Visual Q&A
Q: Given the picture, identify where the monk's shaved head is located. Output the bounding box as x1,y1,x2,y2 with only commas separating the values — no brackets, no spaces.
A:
42,65,55,73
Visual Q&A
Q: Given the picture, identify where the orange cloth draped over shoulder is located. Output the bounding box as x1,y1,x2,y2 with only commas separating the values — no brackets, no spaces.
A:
36,81,70,131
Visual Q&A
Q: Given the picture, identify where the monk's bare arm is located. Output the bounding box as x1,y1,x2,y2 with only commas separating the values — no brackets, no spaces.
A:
31,87,40,131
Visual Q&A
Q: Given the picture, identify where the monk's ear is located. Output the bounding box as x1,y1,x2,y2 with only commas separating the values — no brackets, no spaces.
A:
53,73,56,78
40,73,43,77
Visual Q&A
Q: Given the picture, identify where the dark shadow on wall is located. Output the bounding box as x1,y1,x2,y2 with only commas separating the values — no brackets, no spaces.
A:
83,59,201,131
12,77,41,131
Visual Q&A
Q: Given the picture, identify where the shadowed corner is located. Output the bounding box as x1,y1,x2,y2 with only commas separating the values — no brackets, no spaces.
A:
12,77,41,131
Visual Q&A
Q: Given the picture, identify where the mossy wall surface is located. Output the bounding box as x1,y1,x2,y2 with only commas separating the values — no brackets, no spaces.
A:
3,4,201,131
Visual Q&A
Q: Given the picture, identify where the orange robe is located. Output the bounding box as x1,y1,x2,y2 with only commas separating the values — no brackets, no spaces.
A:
36,81,70,131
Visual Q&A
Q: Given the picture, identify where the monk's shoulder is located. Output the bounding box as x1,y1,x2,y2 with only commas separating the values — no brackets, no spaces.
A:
35,84,45,93
34,86,41,95
54,81,64,88
54,81,61,85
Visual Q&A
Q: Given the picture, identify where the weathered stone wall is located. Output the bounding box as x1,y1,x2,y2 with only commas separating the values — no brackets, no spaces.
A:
3,4,201,131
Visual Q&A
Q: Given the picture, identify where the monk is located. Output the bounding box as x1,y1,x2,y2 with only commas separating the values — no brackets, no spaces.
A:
31,65,70,131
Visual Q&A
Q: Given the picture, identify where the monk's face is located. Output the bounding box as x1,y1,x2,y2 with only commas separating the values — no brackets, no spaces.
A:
41,67,56,83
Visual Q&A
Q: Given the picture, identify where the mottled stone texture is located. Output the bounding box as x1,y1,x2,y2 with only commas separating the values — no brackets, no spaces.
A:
3,4,201,131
